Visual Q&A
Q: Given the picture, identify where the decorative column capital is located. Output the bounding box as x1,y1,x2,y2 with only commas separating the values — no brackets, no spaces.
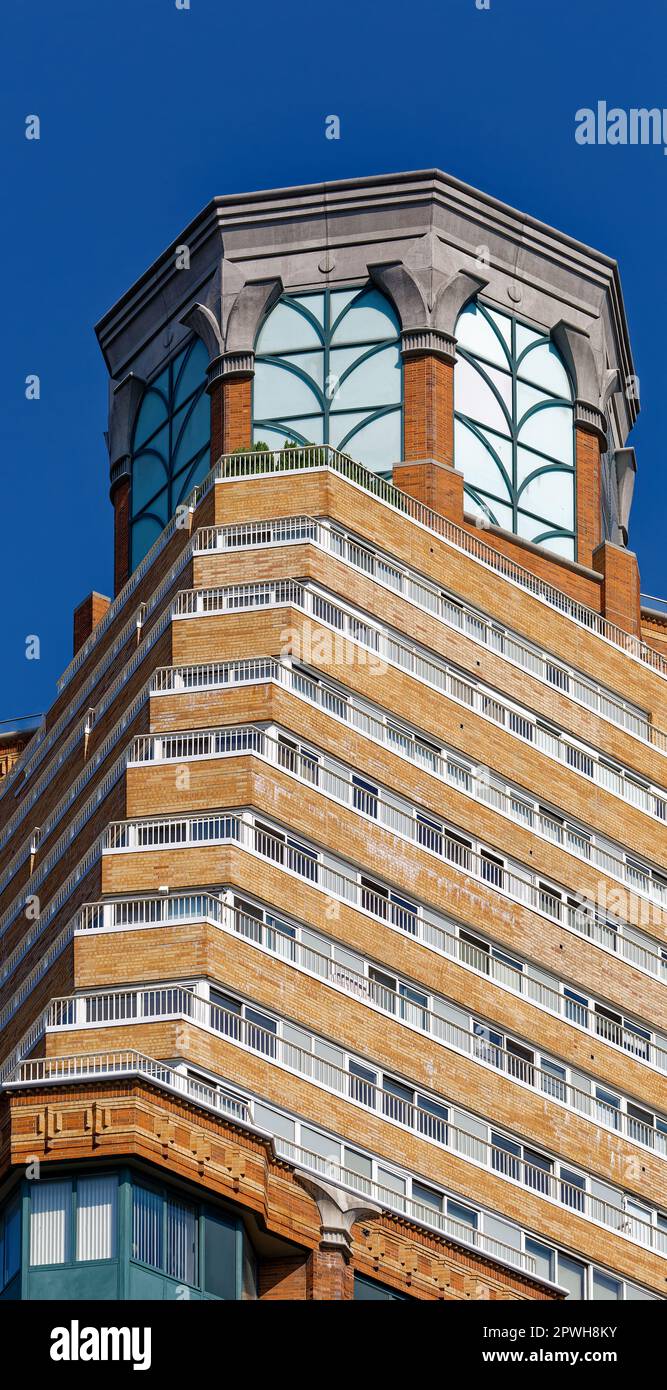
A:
206,350,255,388
401,327,457,365
296,1175,380,1258
573,399,607,446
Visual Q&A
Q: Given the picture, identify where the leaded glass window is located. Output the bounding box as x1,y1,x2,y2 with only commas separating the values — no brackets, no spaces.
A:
253,287,402,473
454,301,575,559
130,338,210,570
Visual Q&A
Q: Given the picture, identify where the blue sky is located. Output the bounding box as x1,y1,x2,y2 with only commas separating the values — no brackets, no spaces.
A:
1,0,666,721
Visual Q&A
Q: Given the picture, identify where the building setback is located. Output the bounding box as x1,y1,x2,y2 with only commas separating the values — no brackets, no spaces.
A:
1,170,666,1302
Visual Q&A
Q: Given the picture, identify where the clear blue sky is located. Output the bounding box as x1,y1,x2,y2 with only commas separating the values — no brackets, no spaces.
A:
2,0,666,721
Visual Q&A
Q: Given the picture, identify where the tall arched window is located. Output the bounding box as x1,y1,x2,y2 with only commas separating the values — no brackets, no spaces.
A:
454,301,575,560
130,338,210,570
253,287,402,473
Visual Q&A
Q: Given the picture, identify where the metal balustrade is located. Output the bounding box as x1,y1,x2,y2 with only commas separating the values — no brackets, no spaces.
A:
0,683,148,881
0,1042,544,1283
8,1048,250,1124
153,653,667,852
56,512,190,696
66,895,667,1157
194,514,659,757
103,805,667,984
171,577,667,837
129,718,667,916
188,446,667,680
40,982,667,1257
273,1138,539,1277
121,719,667,971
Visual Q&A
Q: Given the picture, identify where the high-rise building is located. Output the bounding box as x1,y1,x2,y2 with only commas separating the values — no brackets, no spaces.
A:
1,170,666,1302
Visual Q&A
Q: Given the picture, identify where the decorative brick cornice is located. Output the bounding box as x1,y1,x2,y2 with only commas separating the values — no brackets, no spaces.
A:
401,327,457,364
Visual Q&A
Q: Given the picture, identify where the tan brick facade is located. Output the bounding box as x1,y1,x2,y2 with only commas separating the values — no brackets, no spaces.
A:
3,175,662,1303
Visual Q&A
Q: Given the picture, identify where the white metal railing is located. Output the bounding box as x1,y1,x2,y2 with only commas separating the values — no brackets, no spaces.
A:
77,890,667,1074
129,720,667,916
66,895,667,1157
152,653,667,843
103,807,667,985
274,1138,538,1276
194,515,658,755
7,1048,250,1124
0,1043,541,1283
172,576,667,834
40,982,667,1258
56,512,191,695
642,594,667,617
0,684,149,886
189,446,667,679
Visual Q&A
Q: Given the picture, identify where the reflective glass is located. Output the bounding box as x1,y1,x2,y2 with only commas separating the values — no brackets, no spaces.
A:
455,299,574,555
253,286,401,473
130,337,210,570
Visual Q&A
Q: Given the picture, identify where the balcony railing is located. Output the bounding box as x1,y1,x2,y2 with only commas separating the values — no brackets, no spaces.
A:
0,1044,545,1284
274,1138,538,1277
194,514,657,752
189,446,667,679
67,895,667,1158
39,983,667,1258
129,721,667,918
7,1048,250,1124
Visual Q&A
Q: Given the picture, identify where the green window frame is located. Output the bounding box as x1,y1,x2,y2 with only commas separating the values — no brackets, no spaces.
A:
253,286,402,476
454,300,576,559
129,337,211,571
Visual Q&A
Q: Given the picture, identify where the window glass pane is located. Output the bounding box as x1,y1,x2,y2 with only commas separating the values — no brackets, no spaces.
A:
132,451,168,510
254,360,321,418
301,1128,341,1163
133,389,168,449
256,300,322,353
334,409,401,471
132,1185,162,1270
204,1212,237,1300
518,465,575,529
456,358,511,436
30,1182,70,1266
592,1269,622,1300
166,1198,198,1285
4,1200,20,1284
558,1252,586,1299
354,1273,407,1299
254,287,401,474
171,393,211,475
456,303,510,368
517,403,574,464
344,1149,372,1180
446,1199,477,1230
331,344,401,409
411,1181,442,1211
131,515,166,570
76,1177,118,1262
525,1238,554,1282
517,341,572,398
174,339,210,408
454,420,512,500
331,290,399,344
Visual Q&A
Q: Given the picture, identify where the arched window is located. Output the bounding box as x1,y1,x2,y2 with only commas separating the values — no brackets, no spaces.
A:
454,301,575,560
253,287,402,473
130,338,210,570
